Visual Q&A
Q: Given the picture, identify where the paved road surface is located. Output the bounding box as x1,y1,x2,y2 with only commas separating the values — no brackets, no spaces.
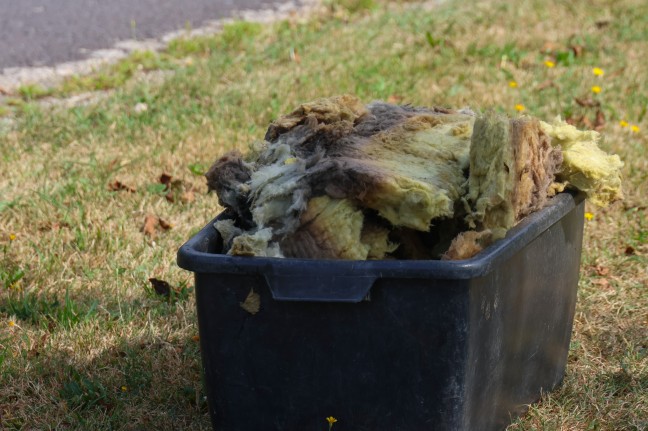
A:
0,0,285,69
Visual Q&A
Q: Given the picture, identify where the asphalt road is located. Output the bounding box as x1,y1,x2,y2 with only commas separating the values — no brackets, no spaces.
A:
0,0,283,69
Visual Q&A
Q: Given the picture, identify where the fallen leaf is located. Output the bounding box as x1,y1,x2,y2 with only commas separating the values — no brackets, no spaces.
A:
106,158,120,171
181,189,195,203
159,173,173,188
581,116,593,129
570,44,584,57
142,214,158,238
38,221,70,231
160,176,194,204
595,20,611,29
594,265,610,276
624,245,635,256
240,289,261,315
158,218,172,230
575,97,600,108
565,116,580,126
536,80,557,91
594,110,606,131
108,180,136,193
289,47,301,64
191,335,200,342
148,278,172,297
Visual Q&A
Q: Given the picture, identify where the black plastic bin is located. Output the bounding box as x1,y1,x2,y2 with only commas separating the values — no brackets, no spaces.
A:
177,192,585,431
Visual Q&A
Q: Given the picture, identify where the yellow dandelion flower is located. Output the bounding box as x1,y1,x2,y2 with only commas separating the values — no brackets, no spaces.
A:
544,60,555,68
619,120,629,128
9,233,16,241
515,104,526,112
584,212,594,221
591,85,602,94
592,67,604,77
121,385,128,392
631,125,640,133
8,320,15,327
509,81,518,88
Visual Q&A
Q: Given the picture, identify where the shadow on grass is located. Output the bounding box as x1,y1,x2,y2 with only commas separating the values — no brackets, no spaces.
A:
0,292,211,431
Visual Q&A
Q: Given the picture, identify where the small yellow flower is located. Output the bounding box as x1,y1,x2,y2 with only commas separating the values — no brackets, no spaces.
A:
9,233,16,241
619,120,629,128
508,81,518,88
592,67,604,77
591,85,602,94
121,385,128,392
631,125,640,133
584,212,594,221
8,319,15,327
326,416,338,425
515,104,526,112
544,60,555,68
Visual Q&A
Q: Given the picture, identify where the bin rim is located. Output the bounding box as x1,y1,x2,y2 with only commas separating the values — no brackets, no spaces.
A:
177,191,584,280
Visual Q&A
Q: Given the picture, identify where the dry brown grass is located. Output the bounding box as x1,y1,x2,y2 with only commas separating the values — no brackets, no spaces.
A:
1,0,646,429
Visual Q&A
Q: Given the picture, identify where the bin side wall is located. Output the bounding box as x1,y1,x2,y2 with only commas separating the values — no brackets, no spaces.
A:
195,274,470,431
463,200,584,430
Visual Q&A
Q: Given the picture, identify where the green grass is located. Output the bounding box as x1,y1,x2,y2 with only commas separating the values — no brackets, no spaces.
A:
1,0,647,429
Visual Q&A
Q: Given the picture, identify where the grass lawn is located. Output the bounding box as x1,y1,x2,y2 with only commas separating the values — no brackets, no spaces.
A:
1,0,646,429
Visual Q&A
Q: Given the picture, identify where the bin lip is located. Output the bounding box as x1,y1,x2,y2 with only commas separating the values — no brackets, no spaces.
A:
177,192,584,280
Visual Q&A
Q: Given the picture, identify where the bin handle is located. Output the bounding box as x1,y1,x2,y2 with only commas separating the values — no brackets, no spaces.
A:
264,273,376,303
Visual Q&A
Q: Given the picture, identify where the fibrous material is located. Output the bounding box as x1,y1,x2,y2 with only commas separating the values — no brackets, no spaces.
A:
540,117,623,206
206,95,623,260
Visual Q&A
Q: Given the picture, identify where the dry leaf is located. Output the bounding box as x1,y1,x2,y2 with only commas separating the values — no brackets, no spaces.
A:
595,265,610,276
38,221,70,232
570,44,584,57
159,173,173,188
575,97,600,108
240,289,261,315
565,116,580,126
158,218,172,230
148,278,172,296
181,189,195,203
142,214,158,238
290,47,301,63
594,110,606,131
108,180,136,193
624,245,636,256
106,158,120,171
595,20,611,29
536,80,557,91
160,175,194,204
581,115,593,129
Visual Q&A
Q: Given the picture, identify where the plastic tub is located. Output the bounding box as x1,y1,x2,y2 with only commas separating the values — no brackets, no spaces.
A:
177,192,585,431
